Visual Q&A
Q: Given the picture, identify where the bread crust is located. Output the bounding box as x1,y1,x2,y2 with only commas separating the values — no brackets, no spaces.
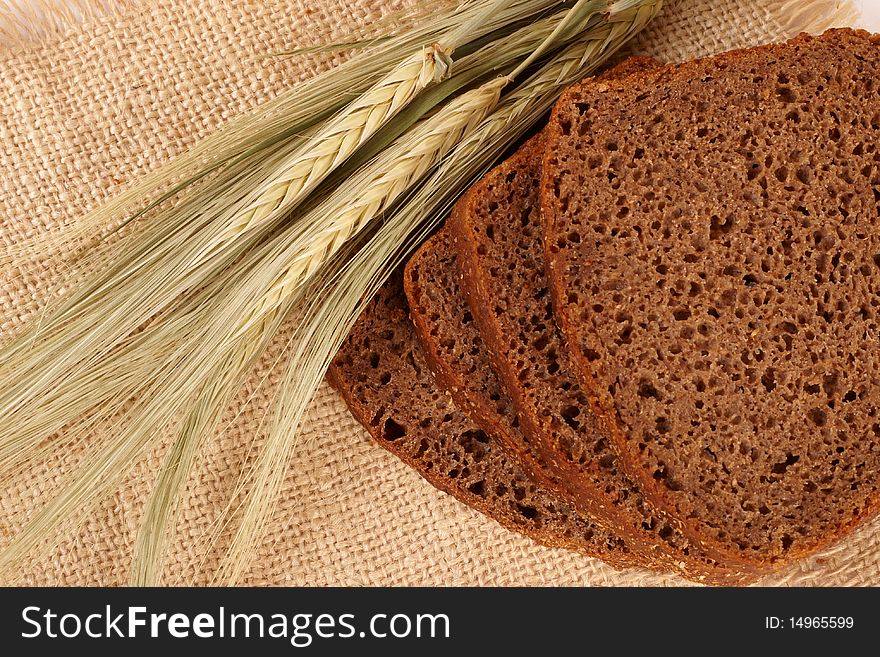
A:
404,218,561,491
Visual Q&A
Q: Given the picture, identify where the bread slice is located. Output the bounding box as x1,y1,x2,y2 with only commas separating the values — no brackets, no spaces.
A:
541,29,880,565
327,272,641,570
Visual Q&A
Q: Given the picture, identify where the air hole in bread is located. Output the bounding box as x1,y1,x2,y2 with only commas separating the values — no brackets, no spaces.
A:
382,418,407,442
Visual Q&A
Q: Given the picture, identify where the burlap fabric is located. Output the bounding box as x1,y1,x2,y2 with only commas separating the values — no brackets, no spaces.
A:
1,0,877,586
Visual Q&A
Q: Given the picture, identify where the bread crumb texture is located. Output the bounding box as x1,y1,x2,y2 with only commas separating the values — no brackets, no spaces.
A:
543,29,880,563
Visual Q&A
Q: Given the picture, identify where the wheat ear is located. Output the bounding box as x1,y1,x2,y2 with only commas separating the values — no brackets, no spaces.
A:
231,77,508,340
191,47,450,260
184,1,529,270
0,3,524,474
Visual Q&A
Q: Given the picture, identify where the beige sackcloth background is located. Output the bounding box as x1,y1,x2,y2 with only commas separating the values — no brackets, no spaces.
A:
1,0,879,586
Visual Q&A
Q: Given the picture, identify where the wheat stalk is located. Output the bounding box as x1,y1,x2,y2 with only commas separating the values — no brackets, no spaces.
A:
230,0,653,349
129,338,271,586
176,5,578,275
0,270,273,576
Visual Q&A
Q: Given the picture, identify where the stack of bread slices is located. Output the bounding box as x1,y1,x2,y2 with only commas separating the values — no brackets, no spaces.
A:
328,28,880,584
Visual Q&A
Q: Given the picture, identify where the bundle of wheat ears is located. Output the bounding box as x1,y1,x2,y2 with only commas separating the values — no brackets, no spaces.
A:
0,0,669,584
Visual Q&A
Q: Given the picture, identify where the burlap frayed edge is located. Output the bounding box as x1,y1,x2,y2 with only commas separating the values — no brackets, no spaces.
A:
773,0,860,36
0,0,143,52
632,0,860,64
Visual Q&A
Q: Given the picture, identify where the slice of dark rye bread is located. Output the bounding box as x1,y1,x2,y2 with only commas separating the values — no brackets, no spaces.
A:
326,272,642,571
541,29,880,566
440,62,762,581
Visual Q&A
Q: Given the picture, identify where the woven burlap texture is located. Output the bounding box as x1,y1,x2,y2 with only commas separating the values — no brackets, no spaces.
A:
0,0,876,586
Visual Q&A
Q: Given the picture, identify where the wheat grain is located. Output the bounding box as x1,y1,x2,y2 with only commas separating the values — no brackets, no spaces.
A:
186,1,562,271
0,2,522,458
